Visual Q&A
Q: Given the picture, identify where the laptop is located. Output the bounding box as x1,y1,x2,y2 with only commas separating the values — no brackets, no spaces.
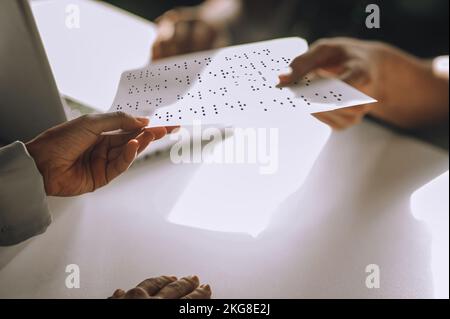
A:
0,0,67,143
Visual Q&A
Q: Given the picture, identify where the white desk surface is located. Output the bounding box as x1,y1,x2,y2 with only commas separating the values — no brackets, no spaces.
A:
0,120,448,298
1,0,448,299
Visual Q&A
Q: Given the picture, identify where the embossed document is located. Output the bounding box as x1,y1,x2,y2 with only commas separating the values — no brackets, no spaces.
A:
109,38,376,126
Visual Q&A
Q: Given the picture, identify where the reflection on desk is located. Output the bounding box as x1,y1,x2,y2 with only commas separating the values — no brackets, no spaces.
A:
0,120,448,298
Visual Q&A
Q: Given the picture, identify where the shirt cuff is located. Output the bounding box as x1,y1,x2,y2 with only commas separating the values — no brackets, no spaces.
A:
0,141,51,246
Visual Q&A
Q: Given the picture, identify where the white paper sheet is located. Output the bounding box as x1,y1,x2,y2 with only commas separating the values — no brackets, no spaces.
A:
109,38,376,127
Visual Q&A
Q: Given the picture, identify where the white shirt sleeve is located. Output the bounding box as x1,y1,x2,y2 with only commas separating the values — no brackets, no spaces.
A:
433,55,449,79
0,141,51,246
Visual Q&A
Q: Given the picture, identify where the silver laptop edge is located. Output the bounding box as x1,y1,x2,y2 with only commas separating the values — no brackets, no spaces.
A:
0,0,67,143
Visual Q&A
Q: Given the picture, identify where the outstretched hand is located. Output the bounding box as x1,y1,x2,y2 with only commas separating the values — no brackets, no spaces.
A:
110,275,212,299
278,37,447,130
278,38,382,130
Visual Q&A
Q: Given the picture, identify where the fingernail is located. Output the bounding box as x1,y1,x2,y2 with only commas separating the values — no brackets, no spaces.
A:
200,284,211,290
169,276,177,281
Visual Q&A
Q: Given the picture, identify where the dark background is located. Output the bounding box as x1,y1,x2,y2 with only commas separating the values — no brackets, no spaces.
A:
103,0,449,58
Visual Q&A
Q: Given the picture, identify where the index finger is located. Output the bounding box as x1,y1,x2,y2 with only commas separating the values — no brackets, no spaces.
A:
278,43,345,86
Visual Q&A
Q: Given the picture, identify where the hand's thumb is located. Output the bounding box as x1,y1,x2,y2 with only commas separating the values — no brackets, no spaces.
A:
80,112,149,135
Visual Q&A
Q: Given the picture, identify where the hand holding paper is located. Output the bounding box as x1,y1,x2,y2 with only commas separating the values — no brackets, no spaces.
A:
280,38,449,130
25,113,173,196
109,38,376,127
